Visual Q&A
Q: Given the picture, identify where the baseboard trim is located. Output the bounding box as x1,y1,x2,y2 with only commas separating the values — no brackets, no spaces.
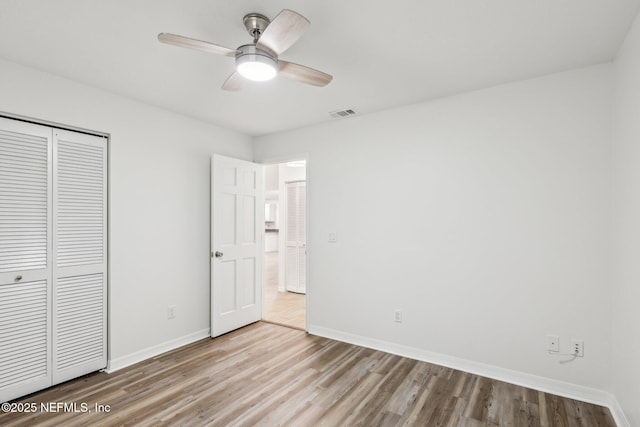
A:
105,328,210,373
308,325,625,424
606,395,631,427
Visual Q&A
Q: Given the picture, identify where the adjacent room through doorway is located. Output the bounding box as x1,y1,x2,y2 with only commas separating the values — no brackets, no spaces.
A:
262,160,307,330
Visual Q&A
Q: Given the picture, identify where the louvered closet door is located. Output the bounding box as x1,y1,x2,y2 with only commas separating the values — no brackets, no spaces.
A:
52,129,107,384
285,181,306,294
0,118,53,403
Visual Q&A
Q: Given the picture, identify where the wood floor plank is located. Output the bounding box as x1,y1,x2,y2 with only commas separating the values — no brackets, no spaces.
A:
395,375,443,426
545,393,570,427
426,395,467,427
0,322,616,427
515,397,541,427
351,356,418,425
464,375,496,422
381,358,434,417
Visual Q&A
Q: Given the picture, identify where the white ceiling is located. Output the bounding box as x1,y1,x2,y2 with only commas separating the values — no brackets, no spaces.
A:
1,1,638,136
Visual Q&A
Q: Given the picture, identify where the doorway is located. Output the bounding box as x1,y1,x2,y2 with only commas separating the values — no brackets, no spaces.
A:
262,159,307,330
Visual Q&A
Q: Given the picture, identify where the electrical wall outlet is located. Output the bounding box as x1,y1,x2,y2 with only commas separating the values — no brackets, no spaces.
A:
547,335,559,352
394,309,403,323
167,305,176,320
571,339,584,357
328,232,337,242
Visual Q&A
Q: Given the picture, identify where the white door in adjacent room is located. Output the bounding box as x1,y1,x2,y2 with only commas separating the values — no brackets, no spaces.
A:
285,181,306,294
211,155,263,337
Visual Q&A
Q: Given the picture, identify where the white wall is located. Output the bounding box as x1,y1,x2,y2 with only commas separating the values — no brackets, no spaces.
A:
612,10,640,426
265,164,279,192
255,65,613,391
0,58,253,362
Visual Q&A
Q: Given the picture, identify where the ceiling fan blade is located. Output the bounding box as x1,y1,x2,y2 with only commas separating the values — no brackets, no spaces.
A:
158,33,237,57
278,61,333,87
256,10,310,55
222,71,245,91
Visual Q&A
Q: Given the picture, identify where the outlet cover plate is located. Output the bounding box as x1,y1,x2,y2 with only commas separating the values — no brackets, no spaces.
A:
168,305,176,320
571,339,584,357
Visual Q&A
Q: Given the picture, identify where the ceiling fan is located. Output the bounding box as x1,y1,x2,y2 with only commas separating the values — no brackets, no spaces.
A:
158,9,333,91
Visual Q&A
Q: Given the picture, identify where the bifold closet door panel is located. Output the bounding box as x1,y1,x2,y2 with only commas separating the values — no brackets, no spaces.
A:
0,118,53,403
52,129,107,384
0,280,51,402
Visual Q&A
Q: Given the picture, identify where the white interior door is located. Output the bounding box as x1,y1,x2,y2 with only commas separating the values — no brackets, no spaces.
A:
285,181,306,294
211,155,263,337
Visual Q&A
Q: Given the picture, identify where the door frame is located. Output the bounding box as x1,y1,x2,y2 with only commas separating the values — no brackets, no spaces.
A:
259,154,310,331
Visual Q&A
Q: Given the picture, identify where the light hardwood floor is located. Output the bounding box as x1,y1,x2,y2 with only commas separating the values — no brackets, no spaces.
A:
1,322,615,427
263,251,305,330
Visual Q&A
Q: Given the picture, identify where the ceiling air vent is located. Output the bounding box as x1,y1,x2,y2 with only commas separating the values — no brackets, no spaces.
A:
329,109,357,119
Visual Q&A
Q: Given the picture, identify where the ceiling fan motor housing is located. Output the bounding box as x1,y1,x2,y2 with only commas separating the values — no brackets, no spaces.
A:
243,13,270,41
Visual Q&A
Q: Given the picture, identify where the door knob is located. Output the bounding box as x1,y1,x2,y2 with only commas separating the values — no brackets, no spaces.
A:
214,251,224,258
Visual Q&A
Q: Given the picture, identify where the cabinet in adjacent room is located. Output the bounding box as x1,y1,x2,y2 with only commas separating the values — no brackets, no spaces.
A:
0,117,107,403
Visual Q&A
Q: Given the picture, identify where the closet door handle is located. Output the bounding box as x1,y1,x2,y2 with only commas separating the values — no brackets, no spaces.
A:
15,275,23,282
214,251,224,259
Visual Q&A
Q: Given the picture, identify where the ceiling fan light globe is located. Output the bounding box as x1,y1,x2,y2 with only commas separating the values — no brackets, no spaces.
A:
236,46,277,82
237,59,277,81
